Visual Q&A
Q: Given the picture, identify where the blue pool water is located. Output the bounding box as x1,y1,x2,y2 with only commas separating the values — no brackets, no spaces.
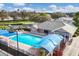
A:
2,32,17,37
10,34,42,48
0,30,16,37
0,30,42,48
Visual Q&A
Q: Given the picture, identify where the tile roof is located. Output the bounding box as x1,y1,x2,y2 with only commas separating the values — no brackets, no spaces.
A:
38,20,65,31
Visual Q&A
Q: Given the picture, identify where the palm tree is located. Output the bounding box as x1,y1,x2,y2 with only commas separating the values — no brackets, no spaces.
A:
19,10,27,20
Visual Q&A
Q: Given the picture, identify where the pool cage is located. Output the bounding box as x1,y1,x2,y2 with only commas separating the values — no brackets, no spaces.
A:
0,25,68,56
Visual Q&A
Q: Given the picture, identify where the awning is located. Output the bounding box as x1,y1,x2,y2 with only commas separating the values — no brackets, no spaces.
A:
39,34,63,52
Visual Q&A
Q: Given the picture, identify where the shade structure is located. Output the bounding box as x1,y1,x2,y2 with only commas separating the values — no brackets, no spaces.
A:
39,34,63,52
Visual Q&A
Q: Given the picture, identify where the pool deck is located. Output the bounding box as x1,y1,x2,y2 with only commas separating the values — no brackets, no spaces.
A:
0,42,28,56
8,38,40,55
0,49,12,56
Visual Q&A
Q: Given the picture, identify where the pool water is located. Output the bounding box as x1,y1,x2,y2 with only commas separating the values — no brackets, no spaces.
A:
10,34,42,48
0,30,16,37
2,32,17,37
0,30,42,48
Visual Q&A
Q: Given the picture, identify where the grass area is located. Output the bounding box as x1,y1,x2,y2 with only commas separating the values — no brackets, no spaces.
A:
0,20,34,25
0,20,34,29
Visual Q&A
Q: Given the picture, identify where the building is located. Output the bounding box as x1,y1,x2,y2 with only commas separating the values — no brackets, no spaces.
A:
0,16,13,21
30,19,77,56
57,17,74,24
31,19,77,39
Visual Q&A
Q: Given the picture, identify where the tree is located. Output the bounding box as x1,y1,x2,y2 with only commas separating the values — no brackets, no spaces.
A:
9,11,18,20
73,12,79,36
19,10,28,20
51,12,67,19
31,13,51,22
0,10,8,21
73,12,79,26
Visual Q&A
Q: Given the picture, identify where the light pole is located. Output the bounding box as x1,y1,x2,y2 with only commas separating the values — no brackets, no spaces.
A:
8,25,19,55
16,30,19,56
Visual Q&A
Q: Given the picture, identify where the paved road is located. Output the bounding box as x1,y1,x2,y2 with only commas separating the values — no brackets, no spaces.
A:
63,36,79,56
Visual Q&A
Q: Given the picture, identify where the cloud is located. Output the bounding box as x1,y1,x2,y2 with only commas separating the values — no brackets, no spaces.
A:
23,7,34,11
33,8,48,13
49,5,57,9
13,3,25,6
10,4,79,13
11,7,34,12
12,4,79,13
49,4,79,13
4,4,79,13
64,5,79,13
14,8,19,11
66,5,74,9
0,3,4,9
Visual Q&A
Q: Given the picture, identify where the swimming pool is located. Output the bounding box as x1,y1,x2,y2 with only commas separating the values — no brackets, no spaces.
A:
0,30,42,48
10,34,42,48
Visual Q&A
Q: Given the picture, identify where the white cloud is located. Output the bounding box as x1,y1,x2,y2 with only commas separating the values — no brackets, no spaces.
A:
0,3,4,9
14,8,19,11
66,5,74,9
49,4,79,13
49,4,57,9
23,7,34,12
13,3,25,6
12,7,34,12
35,9,52,13
64,5,79,13
5,4,79,13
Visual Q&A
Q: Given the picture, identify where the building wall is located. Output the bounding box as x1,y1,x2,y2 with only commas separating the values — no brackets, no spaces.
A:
52,29,70,37
31,27,37,34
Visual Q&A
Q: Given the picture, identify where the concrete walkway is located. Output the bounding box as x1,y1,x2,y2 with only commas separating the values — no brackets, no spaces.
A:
63,36,79,56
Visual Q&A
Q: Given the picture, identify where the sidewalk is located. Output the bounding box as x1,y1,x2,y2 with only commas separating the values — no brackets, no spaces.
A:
63,36,79,56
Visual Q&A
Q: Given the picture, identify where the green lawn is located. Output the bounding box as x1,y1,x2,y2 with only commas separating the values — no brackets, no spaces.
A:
0,20,34,25
0,20,34,29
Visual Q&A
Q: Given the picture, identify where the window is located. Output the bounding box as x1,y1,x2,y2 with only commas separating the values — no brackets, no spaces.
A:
44,30,49,34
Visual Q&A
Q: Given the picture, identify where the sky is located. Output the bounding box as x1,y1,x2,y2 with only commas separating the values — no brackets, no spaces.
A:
0,3,79,13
